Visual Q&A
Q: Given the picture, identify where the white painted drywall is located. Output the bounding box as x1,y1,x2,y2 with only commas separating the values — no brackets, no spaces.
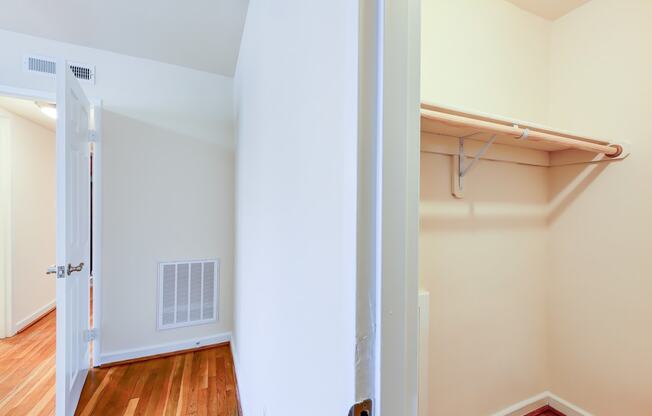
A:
422,0,551,123
505,0,591,21
0,116,9,338
233,1,358,415
420,0,551,414
422,1,652,414
0,0,249,76
0,29,235,357
1,107,56,333
547,1,652,414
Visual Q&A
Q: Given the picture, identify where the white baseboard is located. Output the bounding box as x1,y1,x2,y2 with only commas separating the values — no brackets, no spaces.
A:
98,332,231,366
13,299,56,334
492,391,593,416
491,392,550,416
548,393,593,416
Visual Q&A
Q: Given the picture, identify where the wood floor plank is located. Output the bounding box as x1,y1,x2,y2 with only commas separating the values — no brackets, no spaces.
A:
123,398,139,416
215,356,227,415
77,367,114,416
131,361,156,416
141,360,170,416
89,364,130,415
163,355,185,416
102,362,143,415
187,350,203,416
207,376,218,416
26,382,55,416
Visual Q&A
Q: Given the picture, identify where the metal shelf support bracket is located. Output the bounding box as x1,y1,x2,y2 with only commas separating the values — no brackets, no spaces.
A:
453,134,497,198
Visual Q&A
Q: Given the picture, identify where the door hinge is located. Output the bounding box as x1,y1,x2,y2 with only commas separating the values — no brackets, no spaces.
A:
85,328,98,342
349,399,372,416
56,266,65,279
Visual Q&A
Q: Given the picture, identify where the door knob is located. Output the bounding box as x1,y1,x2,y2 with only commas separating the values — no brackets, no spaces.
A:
46,265,57,275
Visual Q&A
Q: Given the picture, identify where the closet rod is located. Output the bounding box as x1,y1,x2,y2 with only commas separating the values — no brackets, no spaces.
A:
421,108,623,157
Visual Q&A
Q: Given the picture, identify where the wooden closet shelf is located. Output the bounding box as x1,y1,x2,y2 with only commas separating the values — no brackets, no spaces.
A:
421,102,623,157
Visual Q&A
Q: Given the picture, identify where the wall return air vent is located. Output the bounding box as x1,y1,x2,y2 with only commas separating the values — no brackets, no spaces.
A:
23,55,96,84
158,259,220,330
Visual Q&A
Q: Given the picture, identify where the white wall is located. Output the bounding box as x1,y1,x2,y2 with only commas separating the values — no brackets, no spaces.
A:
1,107,56,333
0,29,235,359
233,1,358,415
547,1,652,414
420,0,552,414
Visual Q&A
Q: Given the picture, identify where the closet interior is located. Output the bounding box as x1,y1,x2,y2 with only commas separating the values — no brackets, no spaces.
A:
419,0,651,415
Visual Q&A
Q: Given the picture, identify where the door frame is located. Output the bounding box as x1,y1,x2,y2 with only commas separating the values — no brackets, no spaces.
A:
364,0,421,414
0,83,103,366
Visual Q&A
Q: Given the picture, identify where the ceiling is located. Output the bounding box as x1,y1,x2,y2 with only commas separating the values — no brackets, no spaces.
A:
505,0,592,20
0,96,56,132
0,0,249,76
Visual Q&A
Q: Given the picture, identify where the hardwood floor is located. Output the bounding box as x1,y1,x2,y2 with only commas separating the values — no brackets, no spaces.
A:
0,310,56,416
0,308,239,416
75,343,241,416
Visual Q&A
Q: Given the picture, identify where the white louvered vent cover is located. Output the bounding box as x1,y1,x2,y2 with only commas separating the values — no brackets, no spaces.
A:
158,260,219,330
23,55,96,84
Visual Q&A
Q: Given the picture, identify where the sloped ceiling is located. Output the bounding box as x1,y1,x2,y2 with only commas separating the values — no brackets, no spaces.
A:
0,0,249,76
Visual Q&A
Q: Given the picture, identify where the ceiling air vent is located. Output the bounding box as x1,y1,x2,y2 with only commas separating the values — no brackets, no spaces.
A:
23,55,96,84
158,259,220,330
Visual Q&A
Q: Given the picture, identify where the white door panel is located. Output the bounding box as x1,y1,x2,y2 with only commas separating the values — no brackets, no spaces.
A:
56,61,91,416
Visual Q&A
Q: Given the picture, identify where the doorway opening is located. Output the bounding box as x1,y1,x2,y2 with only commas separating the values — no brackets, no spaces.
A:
0,87,100,414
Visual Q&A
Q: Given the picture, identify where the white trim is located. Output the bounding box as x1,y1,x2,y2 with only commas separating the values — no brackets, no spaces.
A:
90,99,103,367
548,392,594,416
491,392,594,416
377,0,421,414
417,290,430,416
356,0,382,405
491,392,550,416
13,300,56,334
98,332,232,366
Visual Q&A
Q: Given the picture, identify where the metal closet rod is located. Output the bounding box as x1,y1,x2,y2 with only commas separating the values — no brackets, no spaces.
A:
421,108,623,157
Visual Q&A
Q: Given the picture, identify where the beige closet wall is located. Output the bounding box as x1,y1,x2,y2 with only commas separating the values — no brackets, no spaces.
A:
420,0,551,414
547,1,652,414
421,0,551,122
2,108,56,333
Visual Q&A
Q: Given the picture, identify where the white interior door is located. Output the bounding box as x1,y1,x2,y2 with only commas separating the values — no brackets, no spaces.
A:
55,61,91,416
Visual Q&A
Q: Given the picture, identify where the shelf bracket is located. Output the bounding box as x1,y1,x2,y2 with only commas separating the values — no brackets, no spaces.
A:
453,134,497,199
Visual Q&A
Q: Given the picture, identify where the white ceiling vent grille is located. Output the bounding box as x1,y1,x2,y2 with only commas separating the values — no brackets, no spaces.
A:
23,55,96,84
158,259,219,330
